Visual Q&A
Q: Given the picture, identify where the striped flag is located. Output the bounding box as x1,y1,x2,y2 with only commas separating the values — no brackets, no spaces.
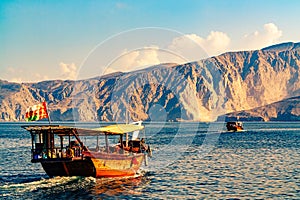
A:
25,102,49,121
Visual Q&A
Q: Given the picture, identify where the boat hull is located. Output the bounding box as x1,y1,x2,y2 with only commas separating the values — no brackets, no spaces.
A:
40,153,145,178
41,159,96,177
88,152,145,178
226,122,244,132
227,127,243,132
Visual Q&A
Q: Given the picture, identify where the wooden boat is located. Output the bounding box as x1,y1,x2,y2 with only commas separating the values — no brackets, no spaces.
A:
22,123,152,178
226,121,244,132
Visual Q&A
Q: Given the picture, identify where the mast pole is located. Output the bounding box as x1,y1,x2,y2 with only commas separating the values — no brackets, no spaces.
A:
45,101,51,125
125,109,128,124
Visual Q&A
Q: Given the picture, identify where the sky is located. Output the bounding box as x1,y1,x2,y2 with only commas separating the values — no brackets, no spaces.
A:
1,0,300,82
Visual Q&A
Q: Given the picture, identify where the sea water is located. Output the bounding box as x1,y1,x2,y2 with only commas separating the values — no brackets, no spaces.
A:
0,122,299,199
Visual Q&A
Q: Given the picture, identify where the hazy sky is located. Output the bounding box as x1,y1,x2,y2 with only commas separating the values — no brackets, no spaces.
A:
1,0,300,82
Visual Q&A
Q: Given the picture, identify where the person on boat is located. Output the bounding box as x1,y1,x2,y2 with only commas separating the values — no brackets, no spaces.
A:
114,145,121,154
72,140,81,157
66,145,74,158
141,138,148,151
47,149,56,158
42,150,48,159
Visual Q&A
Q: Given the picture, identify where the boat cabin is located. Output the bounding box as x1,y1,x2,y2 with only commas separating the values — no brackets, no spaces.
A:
22,123,151,178
22,123,150,163
226,121,244,132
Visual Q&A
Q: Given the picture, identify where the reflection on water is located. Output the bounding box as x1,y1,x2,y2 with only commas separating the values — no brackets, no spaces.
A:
0,122,299,199
91,172,150,198
148,148,300,199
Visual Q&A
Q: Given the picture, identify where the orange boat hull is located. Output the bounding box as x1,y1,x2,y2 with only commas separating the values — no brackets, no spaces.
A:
40,152,145,178
88,152,144,178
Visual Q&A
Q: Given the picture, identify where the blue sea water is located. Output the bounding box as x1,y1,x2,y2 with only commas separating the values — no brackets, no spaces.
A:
0,122,299,199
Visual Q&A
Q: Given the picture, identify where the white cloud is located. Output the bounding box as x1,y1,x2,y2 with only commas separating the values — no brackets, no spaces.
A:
105,32,231,74
3,66,49,83
241,23,282,50
168,32,231,59
135,47,161,67
205,31,231,54
105,46,162,73
59,62,78,80
34,73,49,82
10,77,24,83
168,34,206,60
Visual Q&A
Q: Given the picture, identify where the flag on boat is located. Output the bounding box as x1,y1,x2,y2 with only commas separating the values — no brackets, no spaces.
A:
25,102,49,121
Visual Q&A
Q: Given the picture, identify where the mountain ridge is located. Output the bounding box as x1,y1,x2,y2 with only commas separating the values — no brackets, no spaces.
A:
1,42,300,122
261,42,300,52
218,95,300,121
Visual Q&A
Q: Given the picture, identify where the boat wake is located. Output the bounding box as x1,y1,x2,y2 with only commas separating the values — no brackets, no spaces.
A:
0,176,96,198
220,129,247,134
0,170,150,198
252,128,300,132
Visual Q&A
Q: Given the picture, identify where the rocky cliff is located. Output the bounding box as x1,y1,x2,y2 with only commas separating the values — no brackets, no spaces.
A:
1,42,300,122
218,95,300,121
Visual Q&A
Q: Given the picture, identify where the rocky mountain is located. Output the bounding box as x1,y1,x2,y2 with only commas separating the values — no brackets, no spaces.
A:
218,95,300,121
262,42,300,52
1,42,300,122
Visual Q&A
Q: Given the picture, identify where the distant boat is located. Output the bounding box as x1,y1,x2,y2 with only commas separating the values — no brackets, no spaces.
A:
226,121,244,132
22,122,152,178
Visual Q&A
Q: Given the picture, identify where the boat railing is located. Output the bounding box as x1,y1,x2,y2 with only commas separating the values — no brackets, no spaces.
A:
31,146,84,161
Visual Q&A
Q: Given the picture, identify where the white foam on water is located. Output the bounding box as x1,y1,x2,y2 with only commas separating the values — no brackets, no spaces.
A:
253,128,300,132
0,176,96,196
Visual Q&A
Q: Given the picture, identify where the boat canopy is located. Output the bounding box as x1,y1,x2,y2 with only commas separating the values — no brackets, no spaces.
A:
93,124,144,134
22,124,144,136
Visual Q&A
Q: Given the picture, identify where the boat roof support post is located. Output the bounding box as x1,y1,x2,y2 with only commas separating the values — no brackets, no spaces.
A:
39,132,42,143
96,135,99,151
60,136,63,153
68,134,70,147
126,133,128,147
105,134,109,153
31,133,34,151
120,135,123,148
71,129,85,149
